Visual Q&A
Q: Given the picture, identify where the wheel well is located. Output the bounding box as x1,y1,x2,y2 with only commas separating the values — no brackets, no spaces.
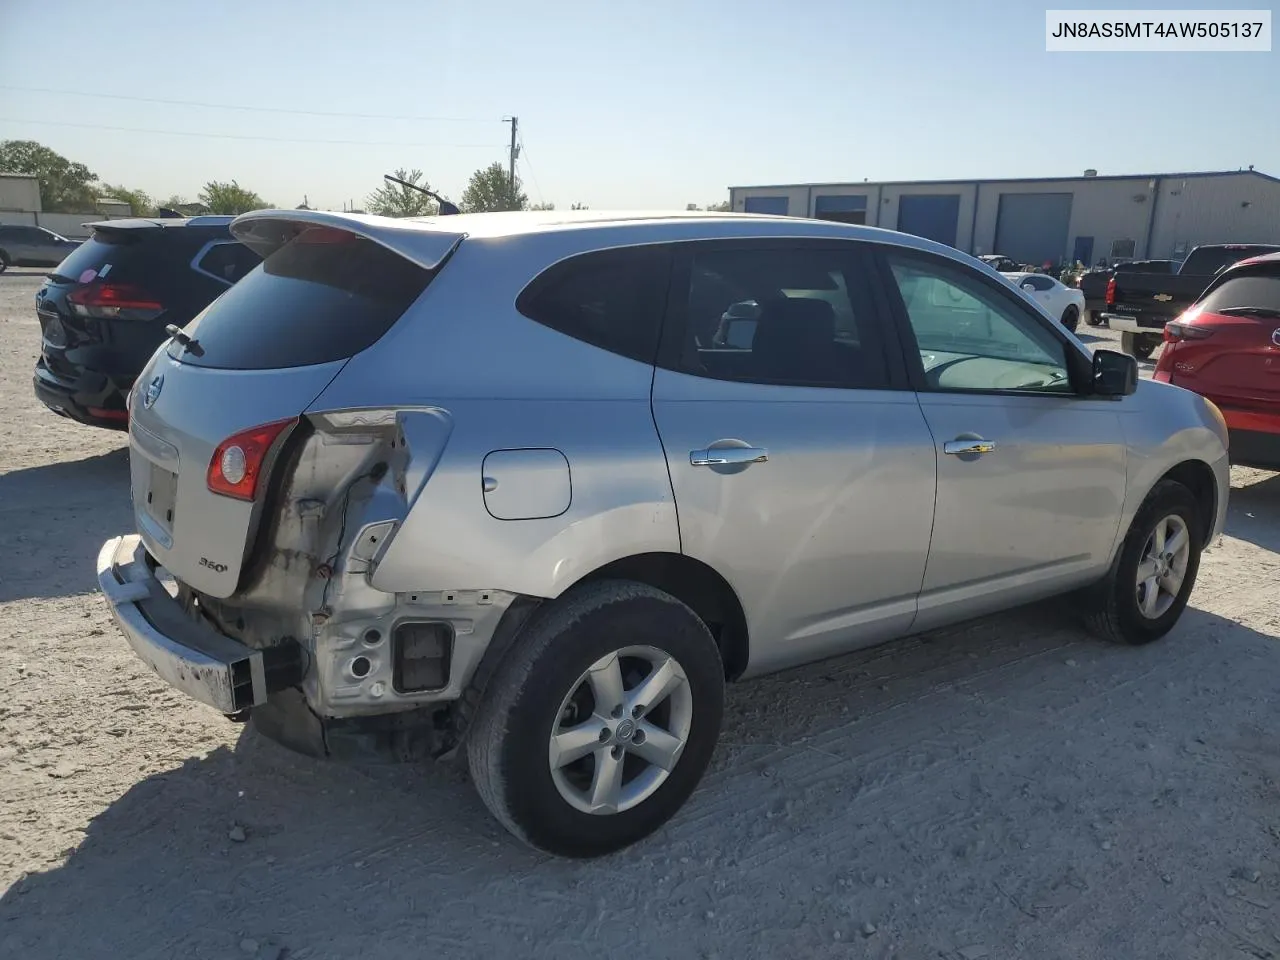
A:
576,553,750,680
1158,459,1217,545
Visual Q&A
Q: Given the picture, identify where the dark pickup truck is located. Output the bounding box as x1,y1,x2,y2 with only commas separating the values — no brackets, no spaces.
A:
1104,243,1280,358
1079,259,1178,326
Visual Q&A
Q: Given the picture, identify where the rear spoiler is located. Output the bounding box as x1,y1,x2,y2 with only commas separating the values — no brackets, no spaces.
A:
230,209,465,270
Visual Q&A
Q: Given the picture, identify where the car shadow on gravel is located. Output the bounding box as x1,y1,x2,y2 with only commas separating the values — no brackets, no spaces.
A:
4,605,1279,960
0,446,131,602
1225,471,1280,553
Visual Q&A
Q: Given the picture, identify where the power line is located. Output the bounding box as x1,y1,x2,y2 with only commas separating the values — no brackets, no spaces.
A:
0,117,504,148
518,135,545,206
0,85,494,123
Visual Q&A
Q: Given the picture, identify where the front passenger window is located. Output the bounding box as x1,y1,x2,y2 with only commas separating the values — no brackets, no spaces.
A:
888,254,1071,393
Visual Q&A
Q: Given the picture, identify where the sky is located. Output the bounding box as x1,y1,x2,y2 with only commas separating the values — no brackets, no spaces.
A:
1,0,1277,211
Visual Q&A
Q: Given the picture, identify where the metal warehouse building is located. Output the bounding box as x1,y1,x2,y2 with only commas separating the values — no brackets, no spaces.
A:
729,169,1280,267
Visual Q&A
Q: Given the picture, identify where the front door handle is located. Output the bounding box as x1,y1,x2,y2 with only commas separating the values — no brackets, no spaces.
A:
943,437,997,456
690,446,769,467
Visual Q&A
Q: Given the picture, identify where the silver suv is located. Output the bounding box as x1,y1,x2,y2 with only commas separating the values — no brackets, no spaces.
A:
98,210,1230,858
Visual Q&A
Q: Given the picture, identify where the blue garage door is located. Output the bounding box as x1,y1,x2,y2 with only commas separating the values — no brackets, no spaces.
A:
814,194,868,224
743,196,789,215
896,195,961,248
994,192,1073,267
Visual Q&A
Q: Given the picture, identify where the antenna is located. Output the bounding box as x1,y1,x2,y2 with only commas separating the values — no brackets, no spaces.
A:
382,173,460,215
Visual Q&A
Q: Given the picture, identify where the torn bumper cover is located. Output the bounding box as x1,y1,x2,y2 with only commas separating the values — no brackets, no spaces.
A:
97,535,301,714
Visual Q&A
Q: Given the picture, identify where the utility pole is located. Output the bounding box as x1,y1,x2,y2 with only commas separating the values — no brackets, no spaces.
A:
504,116,520,200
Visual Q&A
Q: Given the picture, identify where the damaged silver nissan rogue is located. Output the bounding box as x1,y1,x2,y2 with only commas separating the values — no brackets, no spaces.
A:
98,209,1229,858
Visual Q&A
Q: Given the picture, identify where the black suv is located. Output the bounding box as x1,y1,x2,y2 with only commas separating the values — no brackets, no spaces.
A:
32,216,261,429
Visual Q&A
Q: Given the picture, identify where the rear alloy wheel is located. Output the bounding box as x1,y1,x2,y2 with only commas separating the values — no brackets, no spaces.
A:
549,645,694,815
466,580,724,858
1081,479,1202,645
1061,305,1080,333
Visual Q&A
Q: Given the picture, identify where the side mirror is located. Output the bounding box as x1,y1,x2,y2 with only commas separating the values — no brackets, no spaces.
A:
1092,349,1138,397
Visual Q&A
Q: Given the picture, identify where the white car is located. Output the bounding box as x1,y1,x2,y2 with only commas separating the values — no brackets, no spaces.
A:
1005,272,1086,332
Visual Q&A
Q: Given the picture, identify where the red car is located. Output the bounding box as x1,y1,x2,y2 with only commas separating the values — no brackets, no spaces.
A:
1153,252,1280,469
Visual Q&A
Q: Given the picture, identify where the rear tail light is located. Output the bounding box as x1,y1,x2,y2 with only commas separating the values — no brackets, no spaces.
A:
1105,278,1116,306
67,282,164,321
207,417,298,501
1163,321,1215,343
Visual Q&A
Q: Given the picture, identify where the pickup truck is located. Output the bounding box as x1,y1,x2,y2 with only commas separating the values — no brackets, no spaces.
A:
1079,260,1178,327
1104,243,1280,358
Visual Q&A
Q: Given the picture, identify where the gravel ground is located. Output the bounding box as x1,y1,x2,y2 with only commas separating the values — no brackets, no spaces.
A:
1,267,1278,960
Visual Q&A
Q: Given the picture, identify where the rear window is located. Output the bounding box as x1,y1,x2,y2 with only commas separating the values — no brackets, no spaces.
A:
48,233,140,283
174,229,433,370
1199,270,1280,315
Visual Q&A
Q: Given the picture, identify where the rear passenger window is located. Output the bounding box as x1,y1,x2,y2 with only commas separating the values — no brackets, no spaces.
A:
517,245,670,363
195,241,262,285
667,243,890,389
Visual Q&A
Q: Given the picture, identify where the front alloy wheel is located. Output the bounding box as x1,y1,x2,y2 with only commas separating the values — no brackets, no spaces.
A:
1135,514,1191,620
549,646,693,815
1081,479,1202,645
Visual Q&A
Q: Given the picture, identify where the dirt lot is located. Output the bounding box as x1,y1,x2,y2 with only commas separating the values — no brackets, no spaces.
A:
1,266,1278,960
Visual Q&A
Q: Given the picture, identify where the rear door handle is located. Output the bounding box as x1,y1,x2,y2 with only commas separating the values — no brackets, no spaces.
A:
943,438,997,456
690,446,769,467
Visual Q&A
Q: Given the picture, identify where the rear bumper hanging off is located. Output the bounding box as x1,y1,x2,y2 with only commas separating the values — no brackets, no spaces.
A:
97,535,301,714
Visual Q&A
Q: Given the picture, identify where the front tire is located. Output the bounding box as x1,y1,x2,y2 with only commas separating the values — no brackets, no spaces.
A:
1061,306,1080,333
1121,330,1159,361
1081,480,1202,645
467,580,725,858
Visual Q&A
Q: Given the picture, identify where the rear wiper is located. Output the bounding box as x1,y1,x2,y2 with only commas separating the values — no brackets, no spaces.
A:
166,324,204,357
1217,306,1280,319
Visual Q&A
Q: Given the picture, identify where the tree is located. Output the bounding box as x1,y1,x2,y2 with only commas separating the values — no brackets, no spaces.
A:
0,140,98,211
198,180,270,215
101,183,155,217
529,201,556,211
366,168,438,217
706,200,731,212
460,161,527,213
571,202,589,210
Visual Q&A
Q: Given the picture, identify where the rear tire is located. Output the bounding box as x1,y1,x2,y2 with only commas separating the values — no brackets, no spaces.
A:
1085,308,1104,327
0,250,10,274
1121,331,1158,361
1080,480,1202,646
1061,306,1080,333
467,580,725,858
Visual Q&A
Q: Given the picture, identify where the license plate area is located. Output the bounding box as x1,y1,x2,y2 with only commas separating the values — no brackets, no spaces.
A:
146,463,179,531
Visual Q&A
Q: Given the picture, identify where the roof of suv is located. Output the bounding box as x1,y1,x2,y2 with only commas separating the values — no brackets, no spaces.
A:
230,207,972,270
1225,251,1280,270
